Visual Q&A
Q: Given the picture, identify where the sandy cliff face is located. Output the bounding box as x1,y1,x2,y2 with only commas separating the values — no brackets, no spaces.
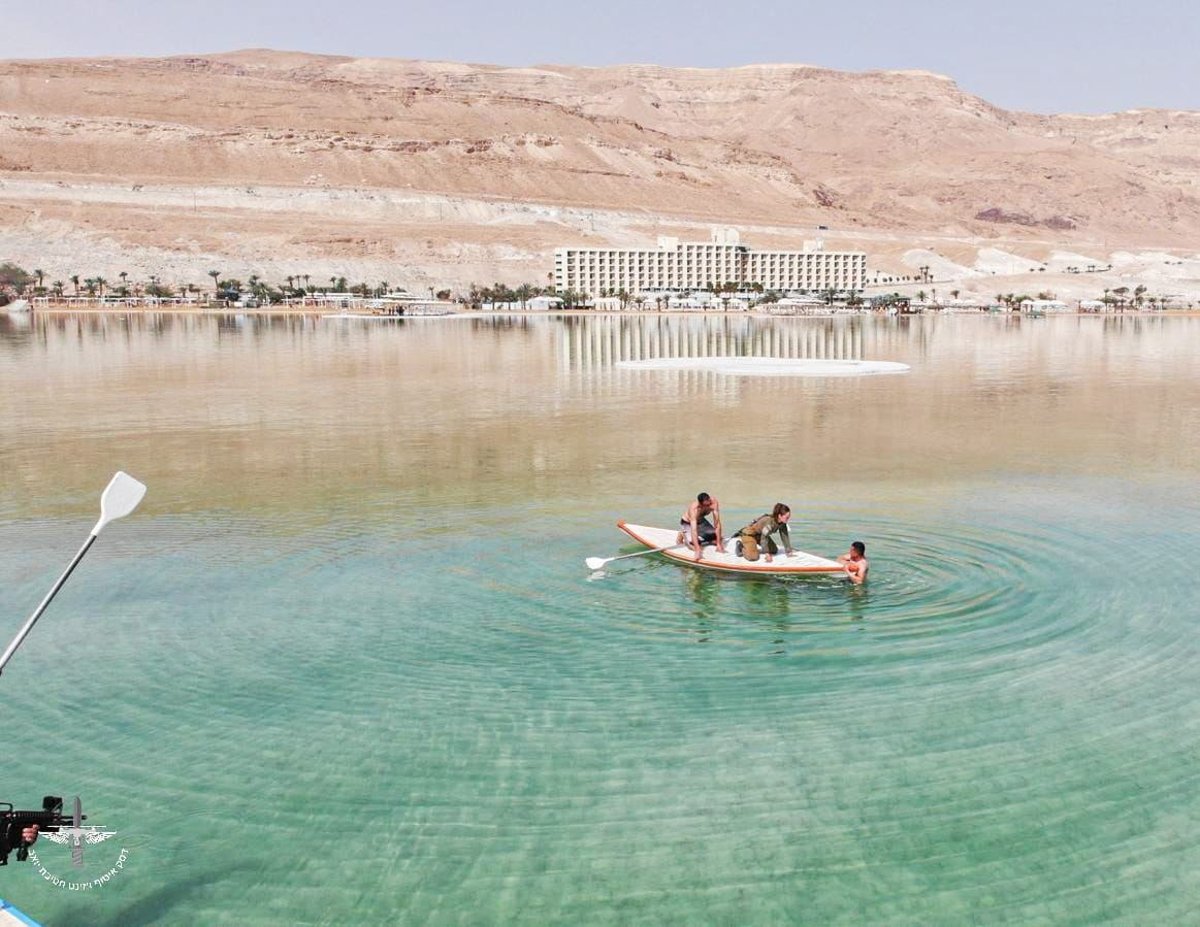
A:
1,50,1198,297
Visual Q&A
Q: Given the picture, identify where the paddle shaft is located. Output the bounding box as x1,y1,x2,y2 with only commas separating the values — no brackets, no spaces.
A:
0,533,97,675
606,543,684,564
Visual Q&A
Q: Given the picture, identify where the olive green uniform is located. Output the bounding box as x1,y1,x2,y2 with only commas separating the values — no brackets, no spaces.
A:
737,514,790,562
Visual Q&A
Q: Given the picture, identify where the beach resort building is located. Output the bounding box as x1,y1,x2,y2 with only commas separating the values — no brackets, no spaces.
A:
553,228,867,297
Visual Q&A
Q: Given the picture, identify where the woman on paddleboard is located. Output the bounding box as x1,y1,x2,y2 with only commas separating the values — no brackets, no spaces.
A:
735,504,794,563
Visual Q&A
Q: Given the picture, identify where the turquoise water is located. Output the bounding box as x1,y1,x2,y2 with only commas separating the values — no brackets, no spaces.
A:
2,312,1199,925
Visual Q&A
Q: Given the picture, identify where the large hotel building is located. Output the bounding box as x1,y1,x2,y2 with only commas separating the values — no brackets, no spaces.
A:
553,228,867,297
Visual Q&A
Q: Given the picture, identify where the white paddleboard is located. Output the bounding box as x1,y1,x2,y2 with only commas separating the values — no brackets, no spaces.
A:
618,522,846,576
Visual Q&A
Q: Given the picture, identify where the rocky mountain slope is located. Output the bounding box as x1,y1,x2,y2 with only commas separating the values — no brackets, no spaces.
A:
1,49,1197,297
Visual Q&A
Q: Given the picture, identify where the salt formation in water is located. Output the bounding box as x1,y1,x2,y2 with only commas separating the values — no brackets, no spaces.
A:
615,357,911,377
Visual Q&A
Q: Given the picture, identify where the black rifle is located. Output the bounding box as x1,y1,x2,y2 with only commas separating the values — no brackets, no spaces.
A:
0,796,82,865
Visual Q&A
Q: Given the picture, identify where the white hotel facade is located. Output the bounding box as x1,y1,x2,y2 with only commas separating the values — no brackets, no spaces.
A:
553,228,867,297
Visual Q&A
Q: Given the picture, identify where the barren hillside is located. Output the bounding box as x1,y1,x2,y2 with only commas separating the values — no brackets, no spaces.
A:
1,49,1198,300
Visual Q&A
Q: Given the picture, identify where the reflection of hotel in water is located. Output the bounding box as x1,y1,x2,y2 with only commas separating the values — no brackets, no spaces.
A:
558,315,865,373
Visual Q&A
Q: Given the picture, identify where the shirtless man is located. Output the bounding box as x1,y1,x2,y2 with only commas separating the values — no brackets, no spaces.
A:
837,541,869,585
677,492,724,561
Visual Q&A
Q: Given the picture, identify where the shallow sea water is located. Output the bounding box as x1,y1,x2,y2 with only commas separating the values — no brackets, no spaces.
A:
1,311,1199,925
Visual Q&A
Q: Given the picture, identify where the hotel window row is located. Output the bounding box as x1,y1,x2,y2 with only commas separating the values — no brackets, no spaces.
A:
554,230,867,297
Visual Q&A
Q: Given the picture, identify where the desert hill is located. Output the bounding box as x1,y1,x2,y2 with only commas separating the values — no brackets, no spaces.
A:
1,49,1198,301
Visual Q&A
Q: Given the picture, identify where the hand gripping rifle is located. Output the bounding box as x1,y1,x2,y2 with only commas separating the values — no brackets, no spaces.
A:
0,796,81,865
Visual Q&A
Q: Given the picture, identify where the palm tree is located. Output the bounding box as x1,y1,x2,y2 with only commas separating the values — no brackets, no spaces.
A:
33,268,44,290
70,274,80,296
515,283,535,309
208,270,221,296
52,280,65,298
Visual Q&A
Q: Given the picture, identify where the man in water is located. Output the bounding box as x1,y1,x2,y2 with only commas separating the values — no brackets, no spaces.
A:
838,541,869,584
736,504,794,563
677,492,724,561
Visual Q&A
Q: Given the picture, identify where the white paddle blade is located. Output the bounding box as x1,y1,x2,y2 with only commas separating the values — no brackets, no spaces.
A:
92,471,147,535
585,557,607,571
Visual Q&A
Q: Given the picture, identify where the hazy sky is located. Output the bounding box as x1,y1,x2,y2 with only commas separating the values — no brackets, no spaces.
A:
5,0,1195,114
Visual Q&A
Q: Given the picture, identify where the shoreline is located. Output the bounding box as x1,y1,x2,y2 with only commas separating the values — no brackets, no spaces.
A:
8,306,1200,319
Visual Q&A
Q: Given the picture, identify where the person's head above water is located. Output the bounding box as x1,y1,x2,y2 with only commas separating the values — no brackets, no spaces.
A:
697,492,712,505
851,541,866,556
771,503,791,521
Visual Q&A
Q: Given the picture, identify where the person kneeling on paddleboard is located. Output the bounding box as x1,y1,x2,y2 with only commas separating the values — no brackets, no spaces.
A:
735,504,794,563
677,492,724,561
